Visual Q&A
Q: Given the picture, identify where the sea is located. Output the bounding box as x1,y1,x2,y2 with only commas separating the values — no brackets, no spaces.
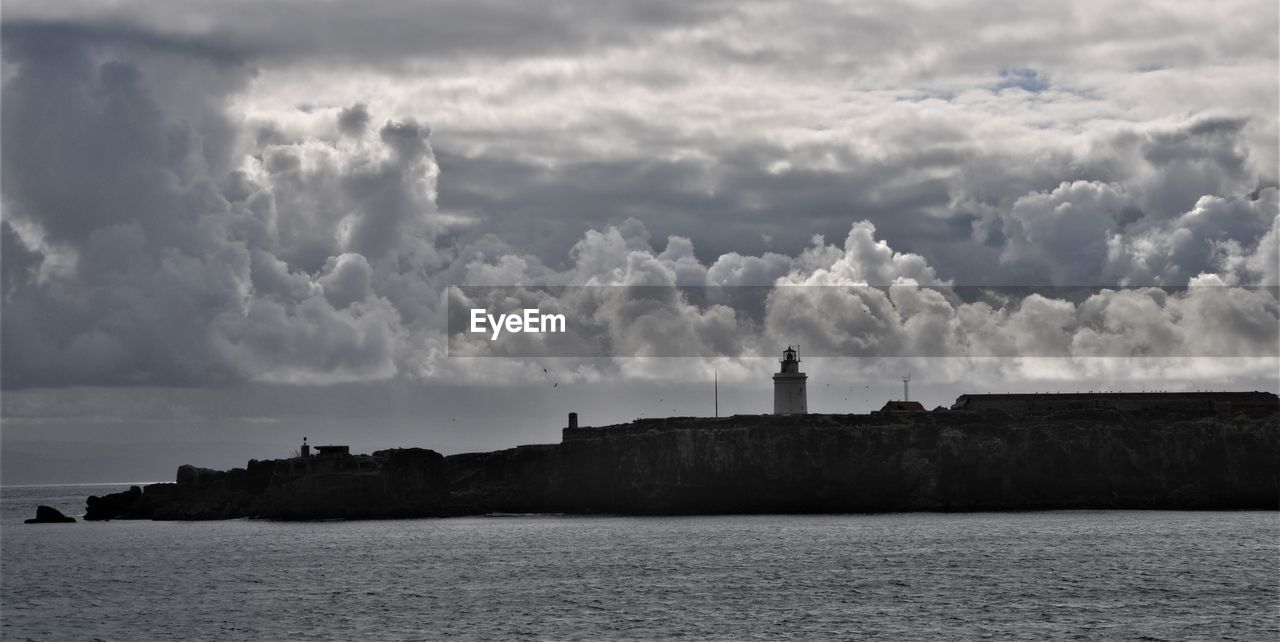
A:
1,484,1276,640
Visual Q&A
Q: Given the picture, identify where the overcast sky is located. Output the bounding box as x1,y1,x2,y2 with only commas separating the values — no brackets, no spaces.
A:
2,0,1277,483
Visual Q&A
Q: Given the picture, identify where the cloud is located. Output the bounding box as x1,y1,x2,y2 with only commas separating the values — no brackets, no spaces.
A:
0,40,442,387
996,181,1131,284
337,103,371,137
1106,190,1278,285
317,253,374,309
1,2,1276,390
449,220,1277,375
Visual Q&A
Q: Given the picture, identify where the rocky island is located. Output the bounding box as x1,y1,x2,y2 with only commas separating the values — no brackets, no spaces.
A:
25,505,77,523
83,391,1279,521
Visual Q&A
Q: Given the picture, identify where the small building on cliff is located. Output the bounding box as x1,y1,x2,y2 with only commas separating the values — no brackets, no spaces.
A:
315,445,351,457
878,400,926,413
773,346,808,416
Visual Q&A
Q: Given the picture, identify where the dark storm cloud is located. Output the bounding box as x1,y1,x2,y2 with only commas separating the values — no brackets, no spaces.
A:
0,33,253,387
436,114,1272,286
435,135,977,272
0,20,248,64
6,0,1271,76
1,0,733,66
0,38,442,388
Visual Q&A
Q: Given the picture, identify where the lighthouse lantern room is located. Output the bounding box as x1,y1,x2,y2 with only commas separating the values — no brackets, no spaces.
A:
773,346,808,415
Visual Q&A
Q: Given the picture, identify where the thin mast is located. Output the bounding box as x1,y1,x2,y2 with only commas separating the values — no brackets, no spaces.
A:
714,370,719,418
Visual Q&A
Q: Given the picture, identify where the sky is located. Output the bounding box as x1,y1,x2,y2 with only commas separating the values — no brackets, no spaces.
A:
1,0,1277,483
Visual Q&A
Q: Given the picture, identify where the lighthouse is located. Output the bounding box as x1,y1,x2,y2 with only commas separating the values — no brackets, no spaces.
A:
773,345,808,415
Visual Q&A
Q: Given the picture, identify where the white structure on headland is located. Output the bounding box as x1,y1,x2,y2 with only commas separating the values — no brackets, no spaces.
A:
773,346,808,415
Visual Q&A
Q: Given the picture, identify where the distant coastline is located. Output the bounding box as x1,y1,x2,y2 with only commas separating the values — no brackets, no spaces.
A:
78,391,1280,521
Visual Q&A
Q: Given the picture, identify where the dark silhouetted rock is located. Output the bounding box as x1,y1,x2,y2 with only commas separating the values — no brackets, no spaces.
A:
176,464,224,486
25,505,76,523
85,485,145,520
84,403,1280,520
84,449,461,521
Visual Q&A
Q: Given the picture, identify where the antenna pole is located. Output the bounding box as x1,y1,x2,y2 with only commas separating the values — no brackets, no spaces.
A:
714,370,719,418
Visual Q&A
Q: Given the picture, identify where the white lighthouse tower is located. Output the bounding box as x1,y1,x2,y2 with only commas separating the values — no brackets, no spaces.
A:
773,345,808,415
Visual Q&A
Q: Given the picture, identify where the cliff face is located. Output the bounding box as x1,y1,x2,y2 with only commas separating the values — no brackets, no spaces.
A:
543,412,1278,513
254,447,455,519
85,409,1280,520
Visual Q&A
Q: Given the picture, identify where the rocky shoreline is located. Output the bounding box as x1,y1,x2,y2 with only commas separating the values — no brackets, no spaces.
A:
81,404,1280,521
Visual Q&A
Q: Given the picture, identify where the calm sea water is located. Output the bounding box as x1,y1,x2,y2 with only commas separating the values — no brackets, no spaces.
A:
1,485,1276,640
